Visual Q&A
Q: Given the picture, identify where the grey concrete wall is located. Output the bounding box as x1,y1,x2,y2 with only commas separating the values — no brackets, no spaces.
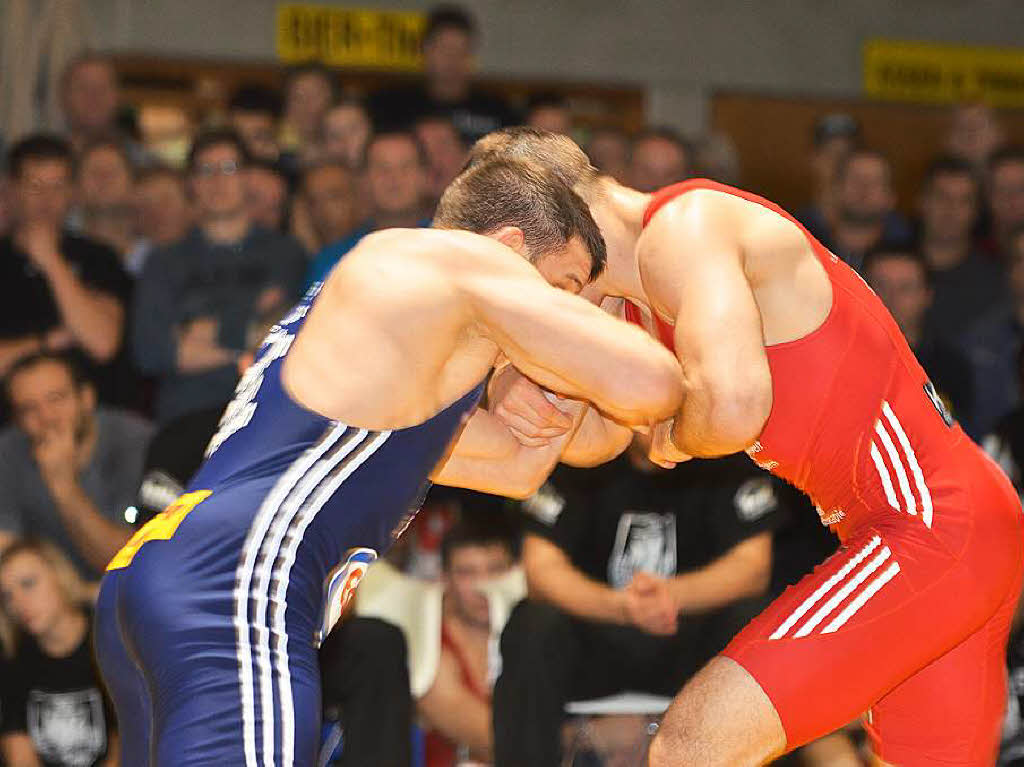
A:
81,0,1024,132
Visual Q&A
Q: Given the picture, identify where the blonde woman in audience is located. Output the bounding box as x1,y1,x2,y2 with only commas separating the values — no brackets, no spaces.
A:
0,539,118,767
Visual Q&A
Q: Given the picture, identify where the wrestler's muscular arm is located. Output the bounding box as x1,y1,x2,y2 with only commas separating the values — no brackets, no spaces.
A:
434,241,683,495
463,258,683,425
639,191,773,457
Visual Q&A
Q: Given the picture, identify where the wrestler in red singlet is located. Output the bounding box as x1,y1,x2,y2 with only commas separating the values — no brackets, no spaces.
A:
424,624,491,767
629,180,1024,765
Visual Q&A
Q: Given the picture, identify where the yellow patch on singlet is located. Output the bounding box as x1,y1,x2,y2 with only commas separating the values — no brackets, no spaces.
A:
106,489,212,571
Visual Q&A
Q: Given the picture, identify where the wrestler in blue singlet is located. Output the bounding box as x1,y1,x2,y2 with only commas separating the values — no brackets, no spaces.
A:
94,283,484,766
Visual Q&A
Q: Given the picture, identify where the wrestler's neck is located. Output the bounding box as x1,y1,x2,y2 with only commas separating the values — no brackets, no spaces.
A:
589,177,650,303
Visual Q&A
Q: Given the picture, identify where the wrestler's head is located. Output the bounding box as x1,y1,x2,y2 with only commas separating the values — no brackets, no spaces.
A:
433,158,605,293
468,126,601,198
466,128,648,306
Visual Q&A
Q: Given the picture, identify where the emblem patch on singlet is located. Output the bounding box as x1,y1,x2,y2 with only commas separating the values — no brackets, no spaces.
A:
924,381,954,427
316,547,378,646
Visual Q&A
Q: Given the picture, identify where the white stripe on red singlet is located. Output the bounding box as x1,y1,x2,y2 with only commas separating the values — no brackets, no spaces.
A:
769,535,882,640
792,546,893,638
881,401,933,529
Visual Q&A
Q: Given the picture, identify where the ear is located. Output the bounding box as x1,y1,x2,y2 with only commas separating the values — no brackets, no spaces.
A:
490,226,526,255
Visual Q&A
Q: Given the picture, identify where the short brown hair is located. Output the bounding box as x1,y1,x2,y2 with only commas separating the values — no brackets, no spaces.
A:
468,127,600,194
435,158,606,280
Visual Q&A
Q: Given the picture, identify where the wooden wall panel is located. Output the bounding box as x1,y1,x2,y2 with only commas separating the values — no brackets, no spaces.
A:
712,92,1024,213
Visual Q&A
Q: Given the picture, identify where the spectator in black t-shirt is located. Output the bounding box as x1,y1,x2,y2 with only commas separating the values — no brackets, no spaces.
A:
862,246,974,430
917,156,1008,344
367,5,515,143
0,135,130,403
493,443,783,766
0,539,117,767
132,129,306,422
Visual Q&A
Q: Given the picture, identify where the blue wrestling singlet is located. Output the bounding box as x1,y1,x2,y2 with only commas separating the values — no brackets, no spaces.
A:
94,283,485,766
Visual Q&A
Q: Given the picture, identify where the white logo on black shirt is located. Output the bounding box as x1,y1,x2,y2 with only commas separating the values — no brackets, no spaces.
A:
523,484,566,526
27,688,106,767
734,478,777,521
608,513,677,588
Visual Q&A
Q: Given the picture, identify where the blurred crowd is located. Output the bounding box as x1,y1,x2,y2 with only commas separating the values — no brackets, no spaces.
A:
1,4,1024,767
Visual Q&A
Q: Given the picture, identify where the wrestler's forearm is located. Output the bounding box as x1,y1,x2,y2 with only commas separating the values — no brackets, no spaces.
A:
561,407,633,467
670,378,766,457
433,404,586,498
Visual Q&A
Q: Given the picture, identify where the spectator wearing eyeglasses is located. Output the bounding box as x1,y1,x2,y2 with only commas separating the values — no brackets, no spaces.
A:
132,130,306,422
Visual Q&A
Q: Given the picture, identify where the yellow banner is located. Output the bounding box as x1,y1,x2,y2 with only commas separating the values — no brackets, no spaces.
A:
277,5,425,70
864,39,1024,107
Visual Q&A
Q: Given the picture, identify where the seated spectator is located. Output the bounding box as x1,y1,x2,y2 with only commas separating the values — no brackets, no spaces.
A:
0,135,130,401
306,131,430,287
960,224,1024,438
862,247,974,427
322,99,373,170
59,53,148,167
0,539,118,766
74,139,146,273
984,147,1024,261
495,444,783,765
296,162,360,256
134,166,192,273
917,156,1007,343
419,513,518,765
946,102,1006,174
414,115,468,211
245,159,290,233
795,113,861,243
628,128,691,193
279,64,337,162
524,94,573,136
319,616,413,767
228,85,283,165
694,131,742,187
819,148,913,271
133,129,306,422
0,352,149,579
368,5,514,143
131,309,284,526
585,126,630,183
